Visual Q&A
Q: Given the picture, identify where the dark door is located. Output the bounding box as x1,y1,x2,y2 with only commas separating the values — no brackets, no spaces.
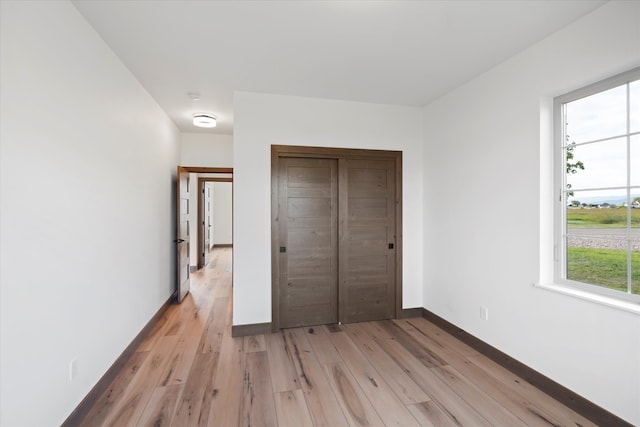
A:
176,167,190,302
277,155,397,327
278,158,338,328
339,159,396,322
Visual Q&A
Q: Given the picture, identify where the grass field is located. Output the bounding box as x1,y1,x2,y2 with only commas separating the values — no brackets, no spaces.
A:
566,206,640,228
567,247,640,294
565,207,639,295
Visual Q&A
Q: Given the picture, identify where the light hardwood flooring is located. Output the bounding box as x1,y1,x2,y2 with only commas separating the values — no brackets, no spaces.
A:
75,248,596,426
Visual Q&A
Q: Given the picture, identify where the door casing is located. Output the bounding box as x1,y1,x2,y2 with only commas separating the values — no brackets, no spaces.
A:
197,177,233,270
176,166,233,303
271,145,402,331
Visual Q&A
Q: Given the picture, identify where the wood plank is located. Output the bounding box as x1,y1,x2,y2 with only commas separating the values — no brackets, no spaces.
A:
243,334,266,352
207,333,245,426
197,297,228,354
304,325,342,364
273,389,314,427
342,323,430,405
358,322,492,427
102,335,179,427
430,364,527,426
408,401,460,427
241,351,278,427
397,318,596,426
171,351,220,427
375,320,447,368
394,318,572,427
157,332,201,387
213,259,233,299
163,296,196,337
265,331,301,392
137,306,181,353
402,317,479,357
323,362,385,427
328,331,420,426
182,282,217,338
76,352,150,427
285,329,349,427
136,384,182,427
468,354,598,427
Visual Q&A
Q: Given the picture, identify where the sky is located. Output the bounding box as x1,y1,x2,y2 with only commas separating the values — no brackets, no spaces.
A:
565,79,639,203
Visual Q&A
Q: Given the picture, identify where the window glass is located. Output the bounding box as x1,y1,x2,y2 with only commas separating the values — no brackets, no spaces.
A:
566,236,629,293
631,80,640,133
557,69,640,301
565,138,627,190
631,134,640,187
565,85,627,143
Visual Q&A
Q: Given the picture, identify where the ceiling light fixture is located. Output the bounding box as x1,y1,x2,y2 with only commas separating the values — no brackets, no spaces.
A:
193,113,216,128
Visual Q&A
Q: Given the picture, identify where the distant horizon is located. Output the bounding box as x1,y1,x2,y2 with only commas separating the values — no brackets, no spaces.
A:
567,193,640,205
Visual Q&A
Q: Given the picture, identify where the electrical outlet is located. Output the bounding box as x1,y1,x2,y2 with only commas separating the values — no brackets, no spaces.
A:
480,306,489,321
69,358,78,380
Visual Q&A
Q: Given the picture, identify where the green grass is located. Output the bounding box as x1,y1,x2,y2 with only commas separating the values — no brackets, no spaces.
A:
566,207,640,228
567,247,640,294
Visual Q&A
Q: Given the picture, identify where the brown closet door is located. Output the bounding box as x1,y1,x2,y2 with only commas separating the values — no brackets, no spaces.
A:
278,158,338,328
339,159,396,323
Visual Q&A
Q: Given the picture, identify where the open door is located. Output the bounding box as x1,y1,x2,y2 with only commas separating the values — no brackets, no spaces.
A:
176,166,190,302
204,184,211,252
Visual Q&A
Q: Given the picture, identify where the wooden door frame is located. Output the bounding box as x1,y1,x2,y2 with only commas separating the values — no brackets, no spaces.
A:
176,166,191,303
270,145,403,331
197,177,233,269
176,166,232,295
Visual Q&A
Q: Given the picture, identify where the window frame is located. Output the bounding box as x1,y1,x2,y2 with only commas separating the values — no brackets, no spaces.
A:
553,67,640,305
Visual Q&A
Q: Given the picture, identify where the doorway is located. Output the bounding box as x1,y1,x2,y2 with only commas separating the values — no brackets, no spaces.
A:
197,178,233,270
271,146,402,330
176,166,232,303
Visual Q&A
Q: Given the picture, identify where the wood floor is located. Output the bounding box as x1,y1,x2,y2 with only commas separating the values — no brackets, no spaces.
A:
75,248,596,427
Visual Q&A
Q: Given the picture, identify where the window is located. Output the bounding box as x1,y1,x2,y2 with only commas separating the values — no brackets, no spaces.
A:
554,67,640,303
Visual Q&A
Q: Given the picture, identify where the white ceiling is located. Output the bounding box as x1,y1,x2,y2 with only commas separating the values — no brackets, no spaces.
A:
72,0,606,135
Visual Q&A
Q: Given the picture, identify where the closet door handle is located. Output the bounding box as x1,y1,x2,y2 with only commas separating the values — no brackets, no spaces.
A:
280,246,287,253
388,243,394,249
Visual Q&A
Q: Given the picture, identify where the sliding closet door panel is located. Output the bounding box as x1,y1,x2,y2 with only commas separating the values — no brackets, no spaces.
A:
339,159,396,323
279,158,338,328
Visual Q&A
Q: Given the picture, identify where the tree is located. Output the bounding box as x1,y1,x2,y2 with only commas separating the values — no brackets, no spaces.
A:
566,141,585,198
570,200,581,207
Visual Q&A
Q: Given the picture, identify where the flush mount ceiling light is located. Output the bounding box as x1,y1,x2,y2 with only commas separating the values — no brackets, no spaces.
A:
193,113,216,128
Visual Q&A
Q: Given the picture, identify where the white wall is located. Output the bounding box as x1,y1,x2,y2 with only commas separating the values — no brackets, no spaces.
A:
213,182,233,245
422,1,640,424
181,133,233,167
233,92,423,326
0,2,181,426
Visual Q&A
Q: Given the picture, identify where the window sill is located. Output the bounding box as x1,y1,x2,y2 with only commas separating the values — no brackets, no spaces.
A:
534,282,640,315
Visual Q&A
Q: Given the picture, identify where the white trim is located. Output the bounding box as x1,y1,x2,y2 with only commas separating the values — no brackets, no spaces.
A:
534,282,640,315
